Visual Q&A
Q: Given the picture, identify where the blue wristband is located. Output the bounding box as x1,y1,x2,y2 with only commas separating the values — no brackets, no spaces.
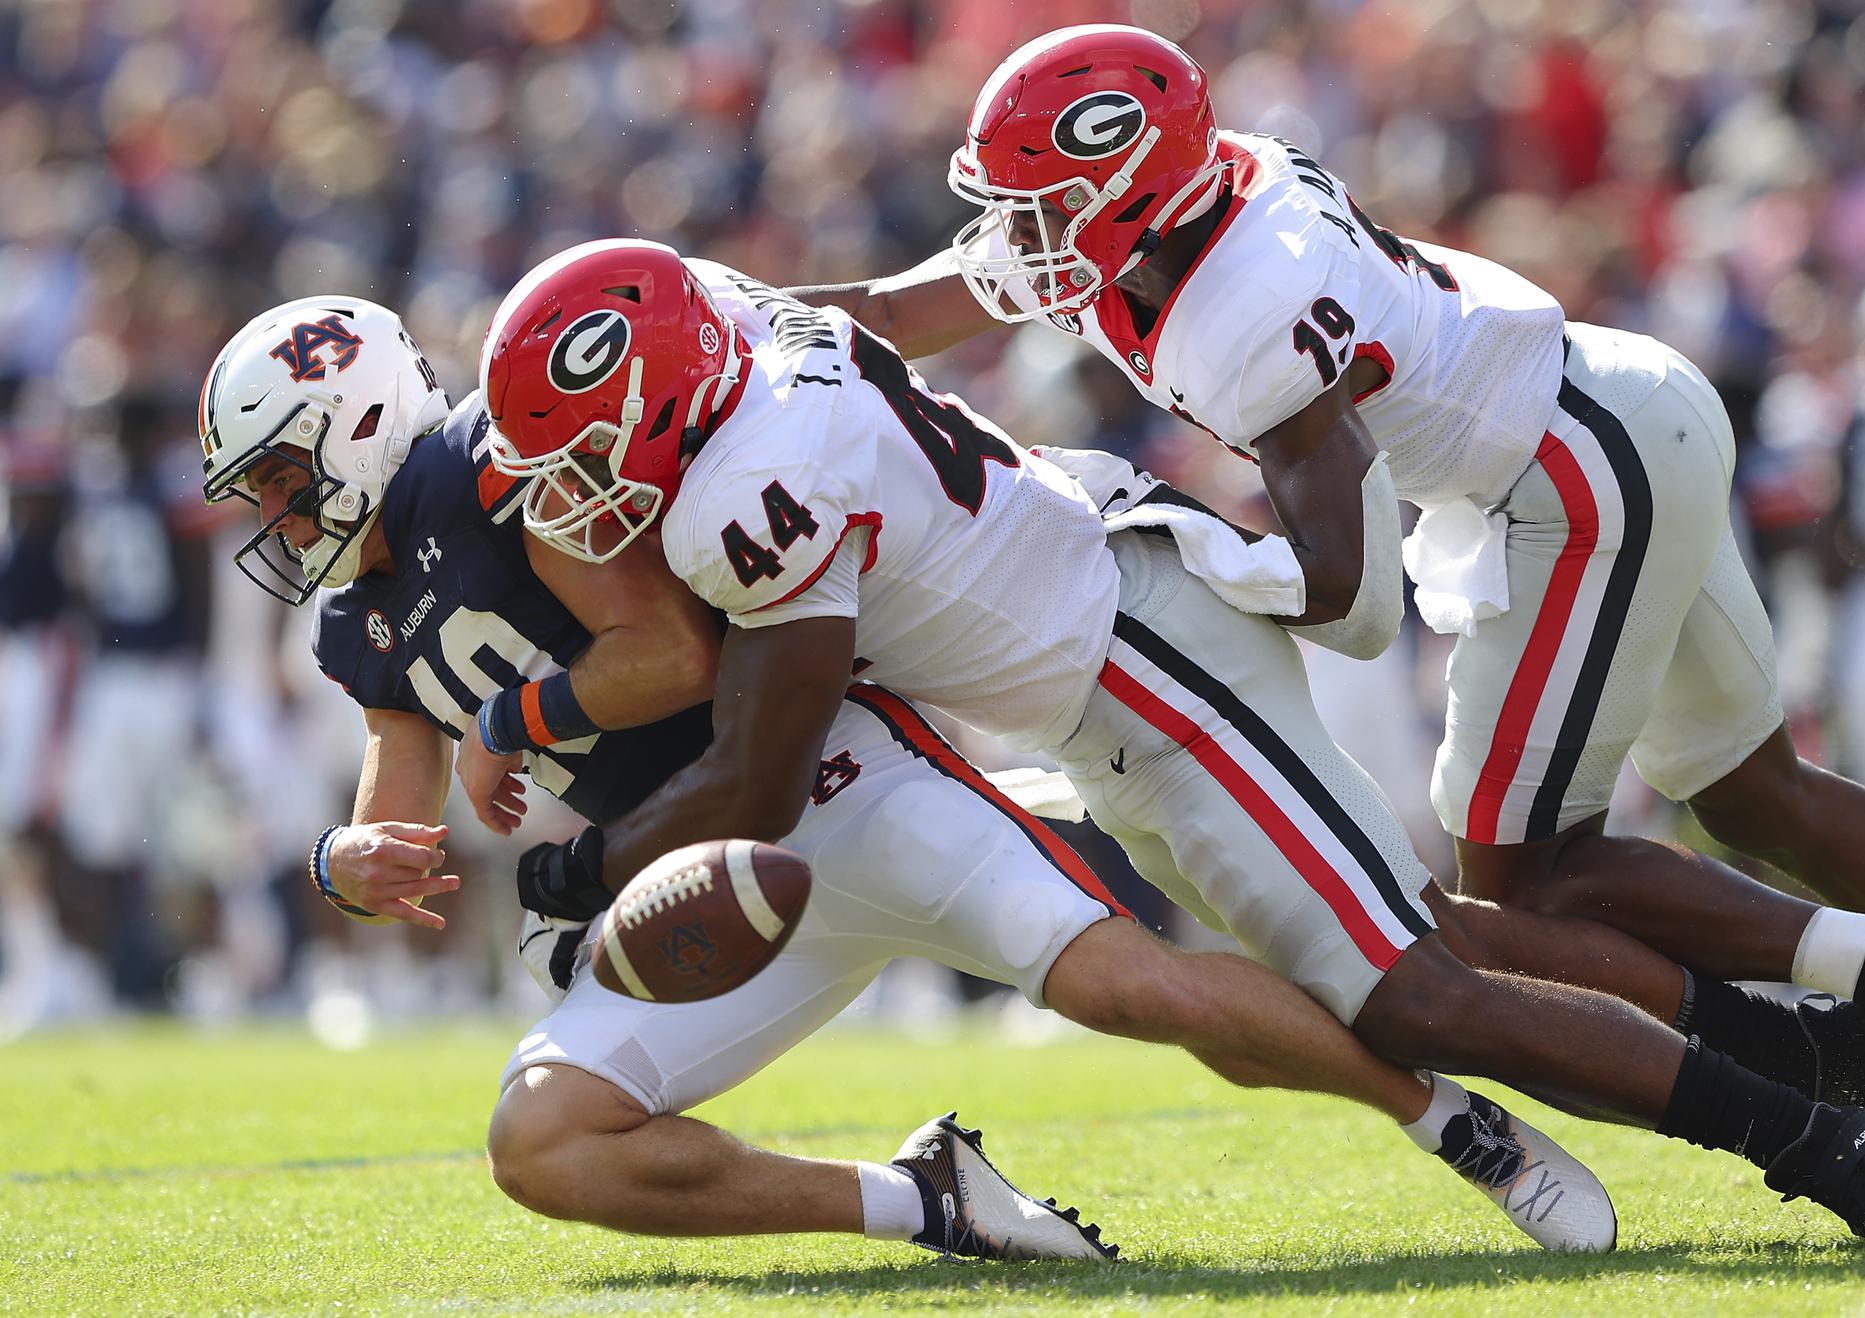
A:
479,674,601,756
479,692,523,757
537,671,602,742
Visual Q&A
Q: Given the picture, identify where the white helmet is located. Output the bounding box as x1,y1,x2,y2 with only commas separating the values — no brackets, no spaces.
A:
199,295,449,604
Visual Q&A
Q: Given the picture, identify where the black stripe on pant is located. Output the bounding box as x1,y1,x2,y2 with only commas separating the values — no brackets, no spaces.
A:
1523,379,1655,838
1110,613,1435,939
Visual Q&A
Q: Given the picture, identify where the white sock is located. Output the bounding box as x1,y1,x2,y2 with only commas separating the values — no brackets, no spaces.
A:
1791,908,1865,998
1399,1073,1469,1154
857,1160,925,1240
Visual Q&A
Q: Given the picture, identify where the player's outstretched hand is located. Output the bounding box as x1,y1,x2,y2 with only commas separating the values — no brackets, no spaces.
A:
456,734,528,836
325,821,461,930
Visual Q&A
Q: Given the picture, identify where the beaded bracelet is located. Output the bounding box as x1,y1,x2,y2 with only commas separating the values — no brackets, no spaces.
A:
307,823,376,920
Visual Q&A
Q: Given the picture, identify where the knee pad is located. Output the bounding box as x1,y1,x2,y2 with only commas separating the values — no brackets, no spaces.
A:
991,879,1099,974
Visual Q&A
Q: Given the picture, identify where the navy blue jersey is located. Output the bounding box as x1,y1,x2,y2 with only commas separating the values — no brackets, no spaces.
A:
312,393,713,825
0,502,67,630
64,474,191,653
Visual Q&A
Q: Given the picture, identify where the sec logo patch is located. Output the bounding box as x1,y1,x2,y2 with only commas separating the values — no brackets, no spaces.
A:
365,609,394,653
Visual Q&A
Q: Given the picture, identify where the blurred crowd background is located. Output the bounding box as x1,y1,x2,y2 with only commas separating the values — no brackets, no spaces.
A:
3,0,1864,1037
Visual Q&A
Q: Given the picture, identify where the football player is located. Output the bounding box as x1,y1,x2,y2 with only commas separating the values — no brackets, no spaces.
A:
483,237,1865,1237
199,298,1610,1259
794,20,1865,1175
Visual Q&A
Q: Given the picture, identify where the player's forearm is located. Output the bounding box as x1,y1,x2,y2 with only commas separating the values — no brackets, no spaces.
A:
598,752,808,888
570,623,716,730
353,711,451,825
595,617,854,887
1257,388,1381,623
525,527,722,727
1283,546,1361,625
786,251,995,360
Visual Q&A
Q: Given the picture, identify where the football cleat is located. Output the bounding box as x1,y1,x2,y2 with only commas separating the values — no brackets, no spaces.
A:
1763,1102,1865,1234
1794,994,1865,1107
891,1112,1118,1261
1437,1090,1618,1252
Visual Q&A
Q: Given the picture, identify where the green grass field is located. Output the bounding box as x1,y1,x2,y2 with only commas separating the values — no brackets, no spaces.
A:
2,1020,1861,1316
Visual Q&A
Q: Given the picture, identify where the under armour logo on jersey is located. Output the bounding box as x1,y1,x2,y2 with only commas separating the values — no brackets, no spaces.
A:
364,608,394,653
548,309,632,395
1053,91,1147,160
1127,350,1151,377
417,537,443,572
811,751,863,805
269,315,363,383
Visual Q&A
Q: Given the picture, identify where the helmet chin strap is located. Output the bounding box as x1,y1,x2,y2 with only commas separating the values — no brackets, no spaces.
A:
589,356,648,481
681,321,744,450
303,506,383,588
1116,160,1227,279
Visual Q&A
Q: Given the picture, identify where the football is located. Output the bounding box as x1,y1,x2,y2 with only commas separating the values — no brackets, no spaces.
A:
590,839,811,1003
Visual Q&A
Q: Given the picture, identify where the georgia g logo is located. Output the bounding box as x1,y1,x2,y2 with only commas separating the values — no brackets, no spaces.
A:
548,309,633,395
1053,91,1147,160
269,315,364,384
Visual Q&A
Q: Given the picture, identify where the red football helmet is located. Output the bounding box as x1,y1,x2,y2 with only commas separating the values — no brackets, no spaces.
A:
481,239,742,562
949,24,1222,321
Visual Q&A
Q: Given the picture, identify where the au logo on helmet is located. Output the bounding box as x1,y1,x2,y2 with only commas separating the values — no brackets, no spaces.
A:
1052,91,1148,160
549,309,633,394
269,315,363,384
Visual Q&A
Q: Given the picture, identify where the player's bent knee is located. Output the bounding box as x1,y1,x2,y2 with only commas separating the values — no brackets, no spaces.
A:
1421,884,1584,976
1044,918,1204,1041
1353,937,1485,1067
1686,724,1806,852
1418,886,1503,969
487,1064,650,1220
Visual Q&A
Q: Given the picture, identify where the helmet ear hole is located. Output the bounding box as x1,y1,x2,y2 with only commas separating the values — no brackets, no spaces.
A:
1112,192,1156,225
349,404,384,442
644,397,677,442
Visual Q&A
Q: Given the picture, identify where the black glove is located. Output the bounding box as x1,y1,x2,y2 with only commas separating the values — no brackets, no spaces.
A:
515,825,613,922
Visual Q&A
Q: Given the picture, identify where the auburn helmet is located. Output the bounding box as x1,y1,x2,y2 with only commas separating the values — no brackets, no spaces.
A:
949,25,1222,321
481,240,742,563
199,296,448,604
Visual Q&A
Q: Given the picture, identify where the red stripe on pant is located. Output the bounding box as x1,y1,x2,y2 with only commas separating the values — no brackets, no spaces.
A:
1463,432,1601,844
1098,659,1405,971
850,687,1130,917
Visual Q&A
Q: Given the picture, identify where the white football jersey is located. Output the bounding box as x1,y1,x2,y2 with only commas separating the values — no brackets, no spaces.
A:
663,262,1120,751
1010,133,1567,509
